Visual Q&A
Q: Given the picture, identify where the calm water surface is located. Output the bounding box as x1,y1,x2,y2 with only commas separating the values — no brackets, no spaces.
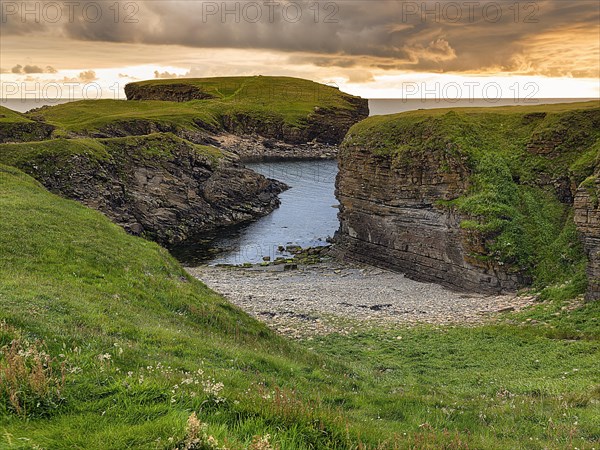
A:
173,159,339,265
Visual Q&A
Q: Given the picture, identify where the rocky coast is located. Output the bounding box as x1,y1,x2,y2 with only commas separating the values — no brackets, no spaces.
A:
188,259,536,339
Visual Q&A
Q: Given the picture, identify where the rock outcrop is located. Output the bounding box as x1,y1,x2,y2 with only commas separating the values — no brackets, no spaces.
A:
0,106,54,143
336,102,600,296
1,134,286,246
124,83,216,102
216,98,370,147
574,175,600,300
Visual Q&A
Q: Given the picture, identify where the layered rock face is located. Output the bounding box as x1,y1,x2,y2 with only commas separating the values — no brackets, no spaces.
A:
3,135,285,246
574,176,600,300
336,103,600,295
216,97,370,147
335,146,523,293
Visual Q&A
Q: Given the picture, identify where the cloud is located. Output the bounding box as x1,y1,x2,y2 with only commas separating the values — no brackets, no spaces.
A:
346,70,375,84
406,39,457,64
1,0,598,77
11,64,59,74
78,70,97,81
23,65,45,74
62,70,98,82
154,70,181,79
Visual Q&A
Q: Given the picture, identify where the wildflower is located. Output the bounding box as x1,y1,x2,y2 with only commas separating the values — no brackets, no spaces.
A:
97,353,111,362
250,434,275,450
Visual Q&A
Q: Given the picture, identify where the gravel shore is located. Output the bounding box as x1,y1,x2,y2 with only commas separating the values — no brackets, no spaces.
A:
187,261,535,339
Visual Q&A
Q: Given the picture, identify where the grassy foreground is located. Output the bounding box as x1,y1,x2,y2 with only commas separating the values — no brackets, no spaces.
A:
1,165,600,449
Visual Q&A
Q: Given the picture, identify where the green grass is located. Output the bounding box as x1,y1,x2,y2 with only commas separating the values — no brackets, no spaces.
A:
308,312,600,449
343,101,600,301
1,165,599,449
0,107,33,124
0,165,355,449
29,76,361,135
0,134,225,176
27,100,220,134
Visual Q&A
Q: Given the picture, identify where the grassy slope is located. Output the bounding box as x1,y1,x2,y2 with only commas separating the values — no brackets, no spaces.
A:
0,166,357,449
1,166,599,449
343,101,600,299
2,99,600,449
0,107,33,124
309,313,600,449
29,76,359,134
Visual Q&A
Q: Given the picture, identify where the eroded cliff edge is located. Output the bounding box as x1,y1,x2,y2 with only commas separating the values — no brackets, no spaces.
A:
124,77,369,151
0,134,285,246
336,102,600,298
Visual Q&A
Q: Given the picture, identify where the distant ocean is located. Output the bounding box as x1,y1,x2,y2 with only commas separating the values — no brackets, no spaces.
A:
368,98,599,116
2,98,598,116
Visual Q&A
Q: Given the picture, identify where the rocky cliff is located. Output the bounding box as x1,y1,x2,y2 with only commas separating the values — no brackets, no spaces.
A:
0,134,285,246
21,78,368,161
335,142,523,293
123,76,369,156
574,175,600,300
336,102,600,296
124,83,216,102
0,106,54,143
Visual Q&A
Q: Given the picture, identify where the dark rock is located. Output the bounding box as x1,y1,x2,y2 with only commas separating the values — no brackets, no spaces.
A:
12,134,287,246
574,175,600,301
0,121,54,143
125,83,216,102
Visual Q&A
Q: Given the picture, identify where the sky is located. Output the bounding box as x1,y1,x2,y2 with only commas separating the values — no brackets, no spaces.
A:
1,0,599,99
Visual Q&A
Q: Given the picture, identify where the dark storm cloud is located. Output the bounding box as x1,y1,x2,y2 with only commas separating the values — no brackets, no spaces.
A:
2,0,599,76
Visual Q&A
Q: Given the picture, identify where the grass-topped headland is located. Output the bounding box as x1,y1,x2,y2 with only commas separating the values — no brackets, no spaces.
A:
2,164,600,449
25,76,368,145
0,77,368,247
0,77,364,252
338,101,600,298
